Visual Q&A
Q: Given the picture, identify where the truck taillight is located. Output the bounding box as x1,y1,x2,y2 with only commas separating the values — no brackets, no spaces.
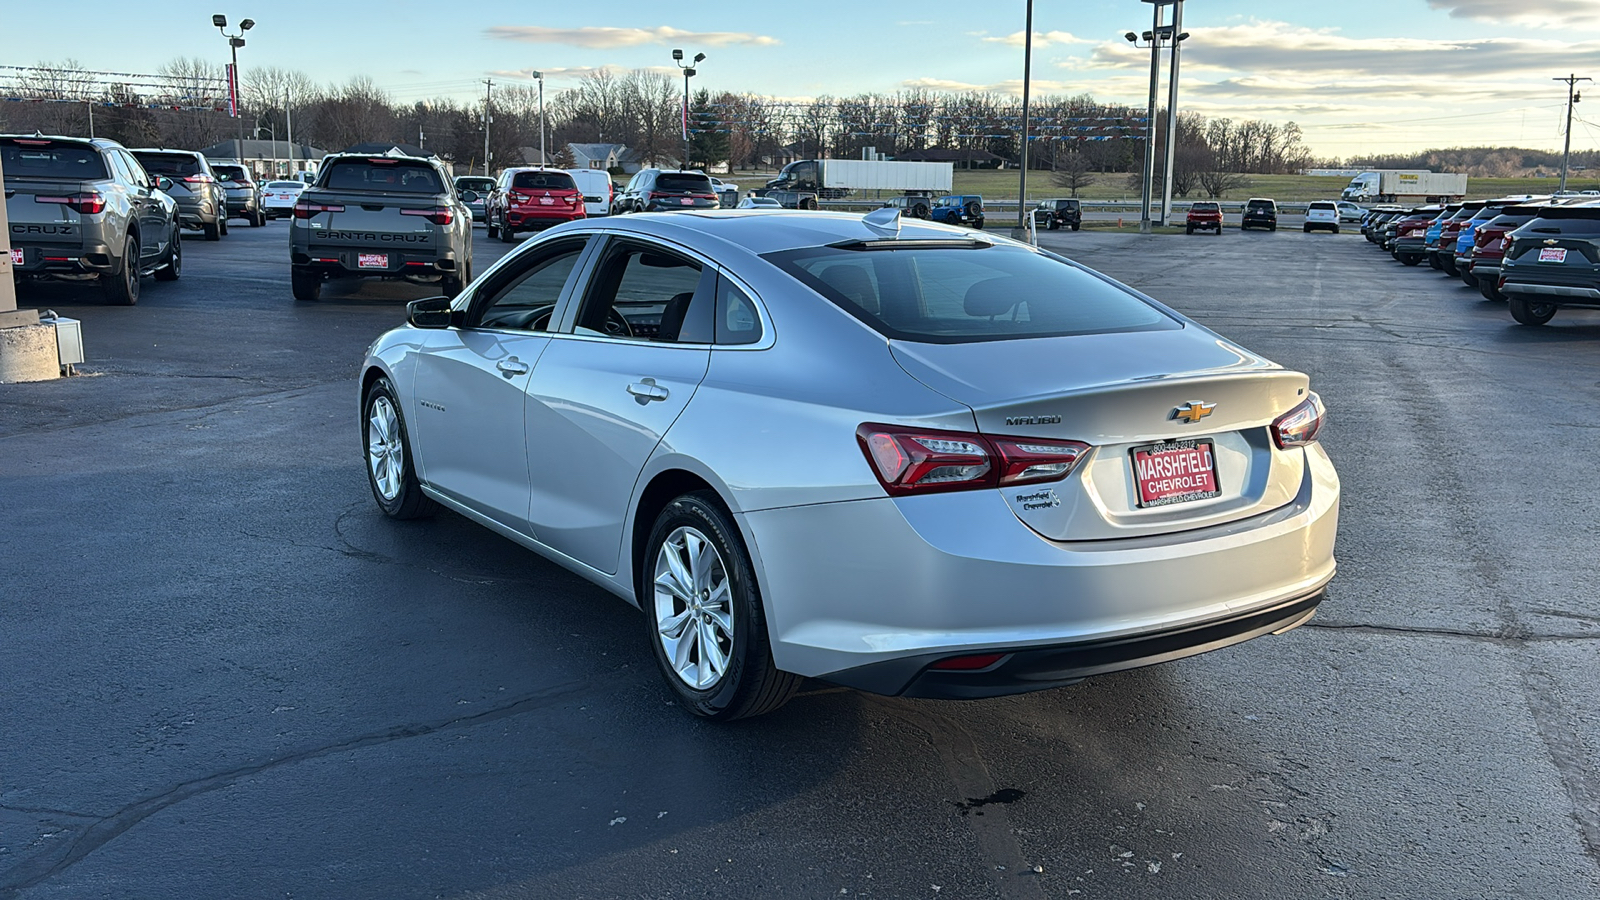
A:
37,192,104,214
856,424,1089,496
400,207,453,225
293,200,345,218
1272,393,1326,449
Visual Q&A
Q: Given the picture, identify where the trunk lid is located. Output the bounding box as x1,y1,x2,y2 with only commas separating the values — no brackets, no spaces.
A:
890,331,1313,540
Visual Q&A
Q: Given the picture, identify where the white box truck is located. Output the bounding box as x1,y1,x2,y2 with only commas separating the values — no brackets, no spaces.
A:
758,159,954,210
1342,170,1468,204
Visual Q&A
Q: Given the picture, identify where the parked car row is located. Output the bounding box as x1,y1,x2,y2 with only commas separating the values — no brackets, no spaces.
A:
1360,197,1600,326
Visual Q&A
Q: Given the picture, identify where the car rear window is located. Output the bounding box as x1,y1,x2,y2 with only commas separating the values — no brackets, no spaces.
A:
323,159,443,193
1191,203,1219,212
266,181,304,189
213,164,252,183
1246,200,1274,211
765,244,1178,344
1309,202,1335,210
511,171,577,191
133,153,203,177
455,177,495,192
1521,208,1600,235
1,140,108,179
655,173,712,193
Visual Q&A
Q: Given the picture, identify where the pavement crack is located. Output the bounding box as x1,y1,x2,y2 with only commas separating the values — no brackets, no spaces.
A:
1305,621,1600,644
1521,670,1600,859
0,678,599,896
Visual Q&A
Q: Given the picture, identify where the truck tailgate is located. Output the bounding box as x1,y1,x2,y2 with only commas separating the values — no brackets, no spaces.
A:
5,181,86,244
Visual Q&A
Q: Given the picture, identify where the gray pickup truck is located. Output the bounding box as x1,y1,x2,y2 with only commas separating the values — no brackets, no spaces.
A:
288,153,476,302
4,134,181,304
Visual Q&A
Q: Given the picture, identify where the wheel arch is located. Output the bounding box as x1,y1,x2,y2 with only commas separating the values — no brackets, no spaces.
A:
627,463,749,611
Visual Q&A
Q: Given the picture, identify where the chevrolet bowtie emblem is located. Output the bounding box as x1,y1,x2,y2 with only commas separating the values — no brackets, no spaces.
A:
1544,239,1559,245
1173,401,1216,423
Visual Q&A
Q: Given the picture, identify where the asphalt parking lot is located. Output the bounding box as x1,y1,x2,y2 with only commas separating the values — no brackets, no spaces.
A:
3,220,1599,899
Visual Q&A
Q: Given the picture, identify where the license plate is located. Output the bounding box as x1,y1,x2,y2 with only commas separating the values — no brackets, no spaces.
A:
1538,248,1567,263
539,197,554,205
1131,439,1221,508
680,198,694,206
8,248,21,265
357,253,388,269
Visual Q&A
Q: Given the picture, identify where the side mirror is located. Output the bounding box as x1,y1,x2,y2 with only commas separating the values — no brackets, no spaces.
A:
407,296,456,329
155,176,173,192
459,190,479,203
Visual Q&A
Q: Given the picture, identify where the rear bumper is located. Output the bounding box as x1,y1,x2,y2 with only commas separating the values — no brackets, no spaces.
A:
505,208,584,228
1394,237,1426,253
1469,262,1501,279
1502,281,1600,304
291,245,459,277
9,240,118,275
741,443,1339,696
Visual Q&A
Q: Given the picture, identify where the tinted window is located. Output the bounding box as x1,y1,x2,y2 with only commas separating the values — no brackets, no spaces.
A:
132,153,203,177
266,181,304,189
511,171,576,191
1308,202,1335,211
1192,203,1220,212
1246,200,1274,210
766,245,1177,344
213,164,251,183
656,173,712,193
1521,212,1600,236
2,140,109,179
477,241,586,331
323,159,443,193
455,177,495,192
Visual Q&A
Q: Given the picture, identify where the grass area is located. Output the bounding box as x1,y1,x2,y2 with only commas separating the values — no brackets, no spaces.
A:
721,169,1600,203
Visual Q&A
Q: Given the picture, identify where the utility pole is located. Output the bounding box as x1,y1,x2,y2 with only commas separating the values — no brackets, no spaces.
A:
1555,74,1591,192
483,79,493,177
1016,0,1034,234
1138,1,1166,234
1159,0,1186,226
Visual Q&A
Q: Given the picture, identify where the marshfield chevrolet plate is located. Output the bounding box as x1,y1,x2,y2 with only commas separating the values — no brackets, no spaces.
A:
1130,438,1221,507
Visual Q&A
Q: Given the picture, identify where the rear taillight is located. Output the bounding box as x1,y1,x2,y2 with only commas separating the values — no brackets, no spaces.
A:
293,200,345,218
1272,393,1326,449
183,174,214,184
400,207,452,225
36,192,104,214
856,424,1089,495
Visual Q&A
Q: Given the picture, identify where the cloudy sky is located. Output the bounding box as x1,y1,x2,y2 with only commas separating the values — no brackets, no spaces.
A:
11,0,1600,157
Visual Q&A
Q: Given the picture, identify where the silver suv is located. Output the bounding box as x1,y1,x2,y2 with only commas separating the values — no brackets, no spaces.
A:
4,134,182,304
128,148,228,240
209,159,266,227
288,152,475,301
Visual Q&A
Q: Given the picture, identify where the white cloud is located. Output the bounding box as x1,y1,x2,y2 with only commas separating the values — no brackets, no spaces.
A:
1428,0,1600,30
981,30,1093,48
485,25,780,49
900,76,1082,96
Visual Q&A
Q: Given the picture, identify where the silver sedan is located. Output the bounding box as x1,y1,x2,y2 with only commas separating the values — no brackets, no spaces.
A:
360,209,1340,719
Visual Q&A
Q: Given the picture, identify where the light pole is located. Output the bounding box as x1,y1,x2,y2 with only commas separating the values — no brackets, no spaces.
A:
212,13,254,157
1159,2,1188,225
1555,74,1591,192
1016,0,1035,234
673,49,705,170
1128,0,1176,234
531,70,546,166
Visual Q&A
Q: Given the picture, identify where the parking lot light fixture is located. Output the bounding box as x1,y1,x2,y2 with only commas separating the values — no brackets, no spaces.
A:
214,12,255,154
1135,0,1177,235
674,50,705,170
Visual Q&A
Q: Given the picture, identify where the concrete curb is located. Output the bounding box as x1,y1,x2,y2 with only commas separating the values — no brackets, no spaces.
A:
0,323,60,383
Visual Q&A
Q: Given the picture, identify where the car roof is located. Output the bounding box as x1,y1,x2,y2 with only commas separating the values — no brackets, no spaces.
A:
545,209,1009,257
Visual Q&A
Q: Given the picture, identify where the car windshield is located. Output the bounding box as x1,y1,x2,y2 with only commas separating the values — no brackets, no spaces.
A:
133,153,203,177
764,244,1178,344
511,171,576,190
1,140,107,179
655,173,711,193
324,159,443,193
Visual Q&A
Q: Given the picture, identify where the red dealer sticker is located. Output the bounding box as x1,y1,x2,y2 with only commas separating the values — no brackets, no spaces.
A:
9,248,22,266
1131,439,1221,508
357,253,389,269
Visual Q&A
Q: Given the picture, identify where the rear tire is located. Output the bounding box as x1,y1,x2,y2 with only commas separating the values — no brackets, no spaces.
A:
363,376,438,520
291,266,322,302
498,216,516,243
1400,253,1422,266
100,234,140,305
974,216,984,230
1428,254,1442,270
1508,295,1557,326
643,492,802,720
1479,278,1506,302
154,232,181,281
1070,222,1080,231
219,216,229,237
203,221,220,241
1186,225,1195,234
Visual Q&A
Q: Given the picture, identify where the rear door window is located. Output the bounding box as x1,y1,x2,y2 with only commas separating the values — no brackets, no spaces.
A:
2,140,109,179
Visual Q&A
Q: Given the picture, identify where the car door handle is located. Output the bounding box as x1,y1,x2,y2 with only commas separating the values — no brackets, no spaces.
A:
627,379,669,402
496,358,530,377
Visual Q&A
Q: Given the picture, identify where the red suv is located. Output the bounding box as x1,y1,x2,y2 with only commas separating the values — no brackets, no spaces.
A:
488,168,584,243
1186,201,1223,234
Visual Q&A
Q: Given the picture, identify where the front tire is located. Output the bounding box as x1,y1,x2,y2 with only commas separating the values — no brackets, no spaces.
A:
1508,295,1557,325
100,234,140,305
363,377,438,519
154,232,181,281
644,492,802,720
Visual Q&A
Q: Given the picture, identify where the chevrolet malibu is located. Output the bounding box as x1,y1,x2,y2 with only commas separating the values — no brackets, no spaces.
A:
360,209,1340,720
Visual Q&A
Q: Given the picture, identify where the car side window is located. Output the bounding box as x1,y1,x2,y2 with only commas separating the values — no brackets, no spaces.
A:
105,151,135,186
573,240,712,343
714,275,763,345
475,239,588,332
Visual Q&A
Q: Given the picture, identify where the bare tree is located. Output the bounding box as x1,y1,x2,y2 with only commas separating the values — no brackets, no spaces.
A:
1197,170,1251,198
1050,148,1097,197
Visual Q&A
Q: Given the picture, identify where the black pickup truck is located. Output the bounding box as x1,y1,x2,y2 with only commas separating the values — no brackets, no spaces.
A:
288,153,477,302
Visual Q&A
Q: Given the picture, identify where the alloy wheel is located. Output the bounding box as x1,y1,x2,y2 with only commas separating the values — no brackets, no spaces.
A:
653,526,734,690
366,395,404,501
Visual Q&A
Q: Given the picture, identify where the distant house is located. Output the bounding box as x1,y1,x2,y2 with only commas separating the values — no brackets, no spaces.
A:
896,147,1009,170
340,141,431,158
518,147,554,167
201,139,329,181
567,143,646,174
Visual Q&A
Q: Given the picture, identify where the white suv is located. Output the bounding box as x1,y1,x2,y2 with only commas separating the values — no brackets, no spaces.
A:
1304,201,1340,234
